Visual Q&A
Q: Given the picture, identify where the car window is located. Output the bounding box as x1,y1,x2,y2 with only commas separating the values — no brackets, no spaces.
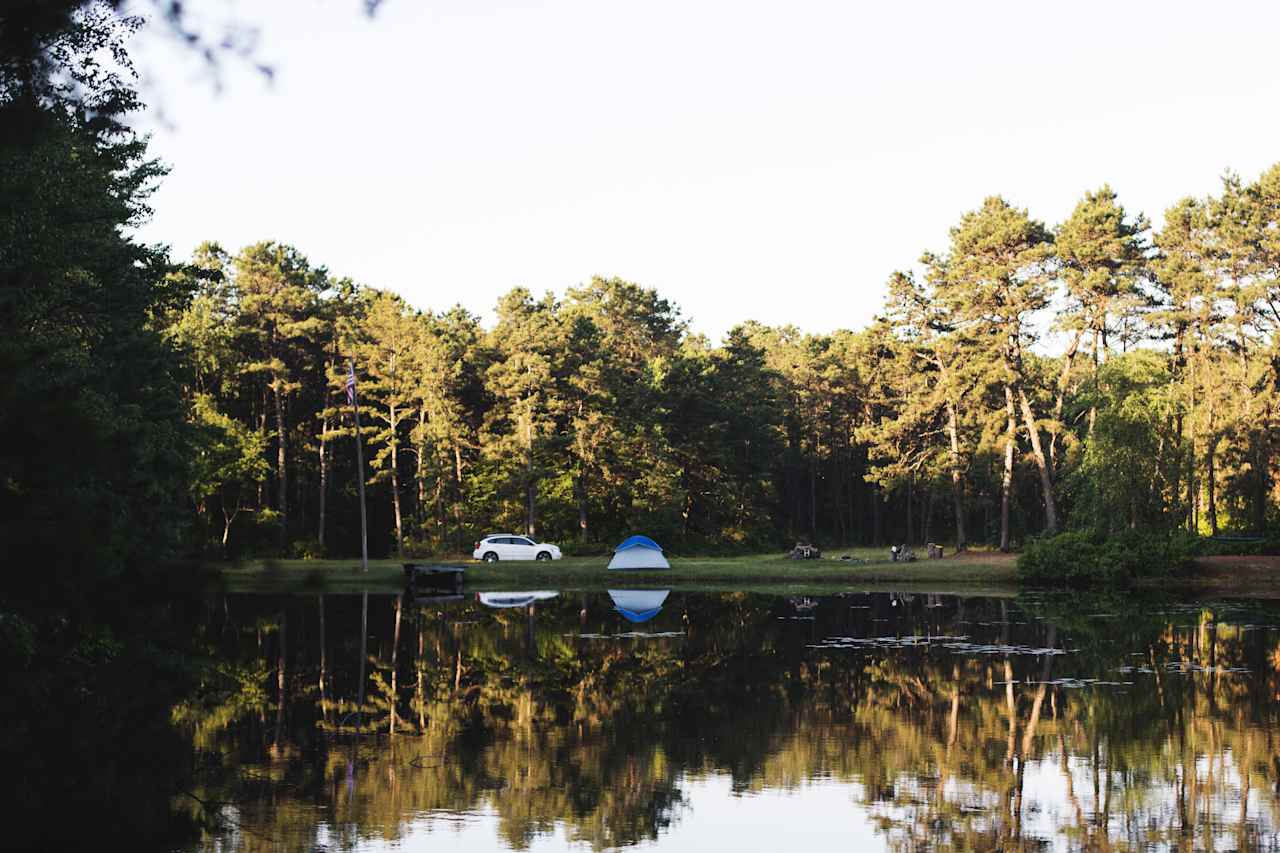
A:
516,537,534,546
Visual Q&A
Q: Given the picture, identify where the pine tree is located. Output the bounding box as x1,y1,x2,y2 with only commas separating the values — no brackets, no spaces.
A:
929,197,1060,535
233,242,329,544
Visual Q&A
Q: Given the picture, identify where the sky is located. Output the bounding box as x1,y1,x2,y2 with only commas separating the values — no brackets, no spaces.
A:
127,0,1280,342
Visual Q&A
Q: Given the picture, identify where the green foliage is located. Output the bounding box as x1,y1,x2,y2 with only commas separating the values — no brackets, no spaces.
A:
290,538,327,559
1064,351,1181,531
0,4,192,594
1018,529,1197,587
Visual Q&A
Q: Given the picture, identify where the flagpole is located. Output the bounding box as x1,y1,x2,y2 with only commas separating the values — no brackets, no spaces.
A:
347,360,369,573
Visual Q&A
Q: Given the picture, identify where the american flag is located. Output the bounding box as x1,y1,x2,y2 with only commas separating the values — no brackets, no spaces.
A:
345,363,357,406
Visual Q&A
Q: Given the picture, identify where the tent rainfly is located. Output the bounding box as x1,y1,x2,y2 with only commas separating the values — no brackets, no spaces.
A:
608,589,670,623
607,535,670,570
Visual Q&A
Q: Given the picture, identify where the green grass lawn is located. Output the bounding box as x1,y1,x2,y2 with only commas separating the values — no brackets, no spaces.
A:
213,547,1018,594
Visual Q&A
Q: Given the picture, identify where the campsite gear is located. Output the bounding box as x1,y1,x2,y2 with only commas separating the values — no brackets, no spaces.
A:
607,535,670,570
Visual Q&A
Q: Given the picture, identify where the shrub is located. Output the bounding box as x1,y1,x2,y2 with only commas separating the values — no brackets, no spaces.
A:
559,541,611,557
290,538,326,560
1018,529,1196,587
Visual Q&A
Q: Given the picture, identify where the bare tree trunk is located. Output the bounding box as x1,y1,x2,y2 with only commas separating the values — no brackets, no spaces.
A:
1256,409,1271,533
318,410,328,548
416,410,427,526
273,382,289,542
946,401,967,550
390,405,404,556
1087,328,1100,440
221,500,240,553
1207,434,1219,536
1018,387,1059,534
525,416,537,538
435,465,448,551
1049,328,1083,472
574,472,588,541
1001,386,1017,552
258,390,268,507
453,444,465,551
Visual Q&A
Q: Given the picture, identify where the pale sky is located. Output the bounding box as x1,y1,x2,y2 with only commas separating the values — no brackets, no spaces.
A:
128,0,1280,342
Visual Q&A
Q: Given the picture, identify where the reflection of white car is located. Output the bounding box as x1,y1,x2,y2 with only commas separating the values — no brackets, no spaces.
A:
473,534,562,562
477,591,559,609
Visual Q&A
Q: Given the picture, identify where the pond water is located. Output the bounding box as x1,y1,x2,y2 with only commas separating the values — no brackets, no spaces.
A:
171,588,1280,851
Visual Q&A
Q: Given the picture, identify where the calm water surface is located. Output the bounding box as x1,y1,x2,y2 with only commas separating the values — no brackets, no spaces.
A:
176,589,1280,851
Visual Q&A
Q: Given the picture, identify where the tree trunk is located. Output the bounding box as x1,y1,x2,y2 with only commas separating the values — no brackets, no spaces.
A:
273,381,289,542
905,476,914,545
1087,328,1100,440
416,409,427,525
1049,328,1083,473
318,411,328,548
1018,387,1059,534
1255,404,1271,533
574,472,588,541
524,415,536,538
1207,435,1219,536
221,502,239,553
946,401,967,550
258,390,268,507
390,404,404,556
1001,385,1016,552
453,444,465,551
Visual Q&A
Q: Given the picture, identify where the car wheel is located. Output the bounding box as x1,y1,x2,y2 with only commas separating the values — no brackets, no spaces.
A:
482,552,499,562
536,551,551,561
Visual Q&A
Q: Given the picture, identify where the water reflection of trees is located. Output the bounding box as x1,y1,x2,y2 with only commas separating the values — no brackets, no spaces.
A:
175,591,1280,851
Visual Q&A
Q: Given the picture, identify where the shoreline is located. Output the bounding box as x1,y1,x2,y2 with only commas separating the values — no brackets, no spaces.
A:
212,550,1019,593
204,551,1280,597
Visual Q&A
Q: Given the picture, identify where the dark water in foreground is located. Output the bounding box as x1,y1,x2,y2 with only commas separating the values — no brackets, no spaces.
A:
167,588,1280,851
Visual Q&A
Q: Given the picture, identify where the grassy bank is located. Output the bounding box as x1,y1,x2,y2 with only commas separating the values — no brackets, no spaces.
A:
214,548,1018,593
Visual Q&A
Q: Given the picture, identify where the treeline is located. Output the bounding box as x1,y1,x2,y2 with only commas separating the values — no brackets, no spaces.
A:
7,7,1280,570
176,163,1280,557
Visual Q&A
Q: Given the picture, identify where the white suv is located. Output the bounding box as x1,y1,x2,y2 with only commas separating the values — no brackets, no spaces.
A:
473,534,563,562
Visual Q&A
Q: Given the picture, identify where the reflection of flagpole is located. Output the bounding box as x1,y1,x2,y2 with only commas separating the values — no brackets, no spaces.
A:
347,360,369,573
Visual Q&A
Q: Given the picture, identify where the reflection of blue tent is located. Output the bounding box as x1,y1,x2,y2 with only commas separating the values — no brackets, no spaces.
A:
608,535,670,570
608,590,670,623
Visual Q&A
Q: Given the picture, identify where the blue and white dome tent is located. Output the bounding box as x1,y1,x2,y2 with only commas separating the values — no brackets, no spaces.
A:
608,589,670,623
607,535,671,570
